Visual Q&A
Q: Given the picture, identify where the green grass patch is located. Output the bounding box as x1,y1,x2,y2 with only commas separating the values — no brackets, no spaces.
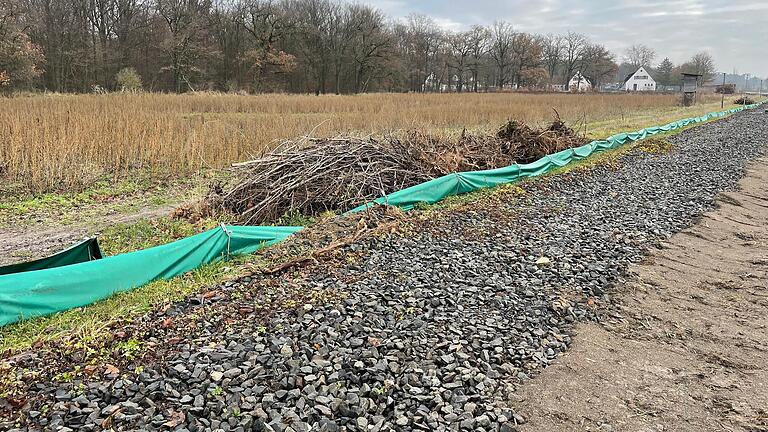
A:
99,217,214,256
584,99,743,140
0,177,150,211
416,182,529,215
636,137,674,154
0,170,224,229
0,193,72,213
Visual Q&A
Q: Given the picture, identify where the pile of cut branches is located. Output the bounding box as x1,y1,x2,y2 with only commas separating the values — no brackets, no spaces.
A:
734,96,755,105
497,111,586,163
179,115,586,224
206,137,435,224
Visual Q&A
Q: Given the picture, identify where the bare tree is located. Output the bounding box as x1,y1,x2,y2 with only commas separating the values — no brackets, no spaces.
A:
561,31,587,89
287,0,332,94
683,51,715,84
394,14,441,92
541,33,562,86
113,0,151,69
446,30,472,92
465,24,489,92
623,44,655,70
84,0,117,85
582,43,617,88
347,3,388,93
489,20,514,88
235,0,294,91
156,0,215,92
509,31,541,87
327,1,350,94
26,0,93,91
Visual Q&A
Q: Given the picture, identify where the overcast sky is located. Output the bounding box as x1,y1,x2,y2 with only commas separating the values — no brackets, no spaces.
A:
365,0,768,78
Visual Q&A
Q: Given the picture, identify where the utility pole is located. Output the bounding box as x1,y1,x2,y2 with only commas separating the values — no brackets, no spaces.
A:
721,72,726,108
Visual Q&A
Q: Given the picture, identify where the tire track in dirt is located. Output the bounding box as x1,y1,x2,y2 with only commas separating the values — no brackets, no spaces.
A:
0,205,174,265
512,157,768,431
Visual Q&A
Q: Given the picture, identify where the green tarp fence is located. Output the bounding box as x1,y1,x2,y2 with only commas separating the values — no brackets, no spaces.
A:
0,238,102,276
0,100,764,327
0,226,301,326
350,102,765,212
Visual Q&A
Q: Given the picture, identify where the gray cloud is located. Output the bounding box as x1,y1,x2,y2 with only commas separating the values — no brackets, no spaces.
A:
365,0,767,77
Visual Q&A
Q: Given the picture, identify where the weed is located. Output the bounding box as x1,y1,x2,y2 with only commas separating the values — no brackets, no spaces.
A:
99,217,208,256
116,338,143,360
0,172,212,229
52,371,75,383
274,209,317,227
637,137,674,154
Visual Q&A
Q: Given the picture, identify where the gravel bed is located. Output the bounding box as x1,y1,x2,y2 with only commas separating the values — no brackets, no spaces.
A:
8,110,768,432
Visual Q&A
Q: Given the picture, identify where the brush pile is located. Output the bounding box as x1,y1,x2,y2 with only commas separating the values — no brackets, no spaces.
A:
734,96,755,105
200,137,435,224
497,115,585,164
182,115,586,224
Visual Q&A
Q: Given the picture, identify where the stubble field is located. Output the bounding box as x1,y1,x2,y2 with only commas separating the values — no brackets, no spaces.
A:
0,92,727,194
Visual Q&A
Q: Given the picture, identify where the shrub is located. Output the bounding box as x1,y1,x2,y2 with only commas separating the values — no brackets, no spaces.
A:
115,67,142,92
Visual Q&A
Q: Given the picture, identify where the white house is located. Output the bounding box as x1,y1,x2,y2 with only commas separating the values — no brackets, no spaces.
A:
568,72,592,92
623,67,657,92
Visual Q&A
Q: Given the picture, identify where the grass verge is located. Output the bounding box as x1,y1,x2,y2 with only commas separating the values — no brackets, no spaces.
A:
0,171,222,230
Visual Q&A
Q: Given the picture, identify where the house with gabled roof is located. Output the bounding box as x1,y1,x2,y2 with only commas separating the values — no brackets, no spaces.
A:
568,72,592,92
623,67,656,92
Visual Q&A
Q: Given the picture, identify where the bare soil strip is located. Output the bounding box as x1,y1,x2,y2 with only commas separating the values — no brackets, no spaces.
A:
513,157,768,431
0,206,173,266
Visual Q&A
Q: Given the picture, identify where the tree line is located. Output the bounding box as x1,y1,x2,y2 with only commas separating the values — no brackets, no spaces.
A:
0,0,718,93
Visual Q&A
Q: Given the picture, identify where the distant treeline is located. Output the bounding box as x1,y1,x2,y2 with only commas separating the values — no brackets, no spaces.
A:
0,0,718,93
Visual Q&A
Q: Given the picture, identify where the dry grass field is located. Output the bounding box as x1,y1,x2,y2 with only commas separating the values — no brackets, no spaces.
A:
0,92,730,194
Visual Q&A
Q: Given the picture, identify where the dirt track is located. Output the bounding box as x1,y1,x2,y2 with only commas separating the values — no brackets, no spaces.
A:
0,205,174,266
513,157,768,431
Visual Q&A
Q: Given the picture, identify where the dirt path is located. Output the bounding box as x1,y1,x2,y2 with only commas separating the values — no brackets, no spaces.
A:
512,157,768,431
0,205,174,265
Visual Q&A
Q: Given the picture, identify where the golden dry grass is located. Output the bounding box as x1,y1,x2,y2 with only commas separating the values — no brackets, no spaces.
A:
0,91,729,193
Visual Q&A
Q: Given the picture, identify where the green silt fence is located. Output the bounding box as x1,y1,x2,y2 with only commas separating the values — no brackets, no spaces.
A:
0,100,764,327
0,226,301,326
0,238,102,276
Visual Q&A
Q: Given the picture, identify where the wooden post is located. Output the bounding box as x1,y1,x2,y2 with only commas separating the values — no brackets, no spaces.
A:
721,72,726,109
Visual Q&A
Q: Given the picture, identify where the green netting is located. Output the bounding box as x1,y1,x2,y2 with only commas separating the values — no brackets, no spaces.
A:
0,226,301,326
0,100,763,327
350,102,764,212
0,238,102,276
